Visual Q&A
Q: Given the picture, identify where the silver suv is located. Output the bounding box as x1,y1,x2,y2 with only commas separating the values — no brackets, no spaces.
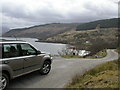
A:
0,40,53,89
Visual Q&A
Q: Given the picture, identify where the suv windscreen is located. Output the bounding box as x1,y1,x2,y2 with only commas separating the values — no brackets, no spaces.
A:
20,44,37,56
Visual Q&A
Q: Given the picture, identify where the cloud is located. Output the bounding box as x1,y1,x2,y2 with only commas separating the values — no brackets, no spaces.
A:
119,1,120,18
1,0,118,29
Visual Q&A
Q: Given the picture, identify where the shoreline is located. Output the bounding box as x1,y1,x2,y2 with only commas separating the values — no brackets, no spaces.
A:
36,40,68,44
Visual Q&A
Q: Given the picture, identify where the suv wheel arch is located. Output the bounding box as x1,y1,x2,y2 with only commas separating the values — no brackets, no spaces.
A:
2,70,11,80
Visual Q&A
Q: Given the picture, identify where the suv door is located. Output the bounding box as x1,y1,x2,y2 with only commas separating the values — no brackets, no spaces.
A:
3,43,24,77
20,43,42,73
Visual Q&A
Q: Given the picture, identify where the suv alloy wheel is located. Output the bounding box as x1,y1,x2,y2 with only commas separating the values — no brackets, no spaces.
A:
40,61,51,75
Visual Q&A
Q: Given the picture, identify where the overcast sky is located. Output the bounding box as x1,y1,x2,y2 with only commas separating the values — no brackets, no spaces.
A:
0,0,119,31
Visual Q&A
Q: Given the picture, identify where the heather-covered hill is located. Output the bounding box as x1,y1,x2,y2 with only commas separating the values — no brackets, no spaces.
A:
44,28,118,54
3,23,79,39
4,18,118,41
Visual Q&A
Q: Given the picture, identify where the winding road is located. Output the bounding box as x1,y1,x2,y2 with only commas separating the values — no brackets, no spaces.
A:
8,49,118,88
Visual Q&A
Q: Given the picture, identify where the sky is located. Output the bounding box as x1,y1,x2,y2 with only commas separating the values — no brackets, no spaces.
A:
0,0,119,33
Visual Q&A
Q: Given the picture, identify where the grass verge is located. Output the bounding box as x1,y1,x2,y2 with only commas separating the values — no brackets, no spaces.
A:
60,55,83,58
88,49,107,59
115,47,120,54
67,59,119,88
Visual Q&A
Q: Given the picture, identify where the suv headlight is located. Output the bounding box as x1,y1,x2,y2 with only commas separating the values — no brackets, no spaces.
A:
49,54,53,60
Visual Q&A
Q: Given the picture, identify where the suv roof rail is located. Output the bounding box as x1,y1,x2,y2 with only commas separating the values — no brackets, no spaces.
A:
0,39,26,42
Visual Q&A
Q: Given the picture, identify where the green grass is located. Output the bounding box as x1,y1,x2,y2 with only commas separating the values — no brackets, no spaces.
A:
115,47,120,54
89,49,107,59
67,59,119,88
60,55,83,58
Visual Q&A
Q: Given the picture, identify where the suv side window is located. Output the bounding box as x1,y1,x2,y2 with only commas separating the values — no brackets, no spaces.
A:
20,44,37,56
3,44,20,58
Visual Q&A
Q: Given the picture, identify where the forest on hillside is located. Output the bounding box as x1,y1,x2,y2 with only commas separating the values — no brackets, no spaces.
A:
76,18,118,31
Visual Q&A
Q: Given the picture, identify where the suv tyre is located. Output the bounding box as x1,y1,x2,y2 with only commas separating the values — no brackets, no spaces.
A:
40,61,51,75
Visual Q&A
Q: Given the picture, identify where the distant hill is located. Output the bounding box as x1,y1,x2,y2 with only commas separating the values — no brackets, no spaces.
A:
44,27,118,55
44,28,118,44
3,23,79,39
3,18,118,40
1,26,10,35
76,18,118,31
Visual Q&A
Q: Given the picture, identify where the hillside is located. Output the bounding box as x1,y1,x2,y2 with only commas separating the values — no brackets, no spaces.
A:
43,28,118,55
3,23,79,39
76,18,118,31
3,18,118,40
44,28,118,44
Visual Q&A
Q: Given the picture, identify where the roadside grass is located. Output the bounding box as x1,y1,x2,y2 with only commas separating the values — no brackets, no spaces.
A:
67,59,119,88
60,55,83,58
115,47,120,54
88,49,107,59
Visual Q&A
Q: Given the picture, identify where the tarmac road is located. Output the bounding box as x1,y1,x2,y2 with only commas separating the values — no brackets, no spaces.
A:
8,49,118,88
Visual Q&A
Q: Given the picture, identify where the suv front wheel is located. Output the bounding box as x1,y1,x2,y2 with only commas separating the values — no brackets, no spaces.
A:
40,61,51,75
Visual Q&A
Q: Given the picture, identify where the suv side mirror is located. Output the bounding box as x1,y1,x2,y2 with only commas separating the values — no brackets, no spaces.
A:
36,50,41,55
